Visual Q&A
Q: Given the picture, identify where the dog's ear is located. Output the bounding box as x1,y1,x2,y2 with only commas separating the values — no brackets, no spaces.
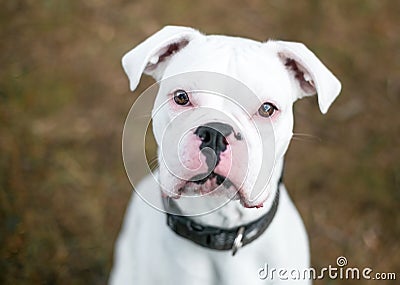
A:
122,26,202,91
274,41,341,114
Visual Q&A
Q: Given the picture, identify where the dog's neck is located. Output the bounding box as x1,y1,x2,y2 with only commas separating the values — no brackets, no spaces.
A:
170,158,284,228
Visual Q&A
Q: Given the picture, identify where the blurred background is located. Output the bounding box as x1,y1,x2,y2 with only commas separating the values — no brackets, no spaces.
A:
1,0,399,284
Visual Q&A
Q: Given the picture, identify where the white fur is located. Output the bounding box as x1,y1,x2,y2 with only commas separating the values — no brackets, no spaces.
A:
110,26,341,285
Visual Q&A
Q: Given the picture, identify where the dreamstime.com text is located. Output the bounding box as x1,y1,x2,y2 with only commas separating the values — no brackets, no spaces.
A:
258,256,396,281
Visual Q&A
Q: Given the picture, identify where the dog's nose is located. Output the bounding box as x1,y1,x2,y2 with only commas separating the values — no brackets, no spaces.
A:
194,122,233,169
195,122,232,152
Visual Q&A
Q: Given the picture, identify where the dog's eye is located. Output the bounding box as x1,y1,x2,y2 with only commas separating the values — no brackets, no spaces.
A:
258,102,277,118
173,89,190,106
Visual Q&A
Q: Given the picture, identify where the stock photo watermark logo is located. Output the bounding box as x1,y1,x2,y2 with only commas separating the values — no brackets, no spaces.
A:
258,256,397,281
122,71,277,215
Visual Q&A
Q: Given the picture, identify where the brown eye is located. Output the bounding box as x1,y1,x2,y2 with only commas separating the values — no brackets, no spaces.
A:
258,102,277,118
173,89,190,106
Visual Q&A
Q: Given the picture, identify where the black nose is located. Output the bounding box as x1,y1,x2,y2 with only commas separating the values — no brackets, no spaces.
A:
194,122,233,169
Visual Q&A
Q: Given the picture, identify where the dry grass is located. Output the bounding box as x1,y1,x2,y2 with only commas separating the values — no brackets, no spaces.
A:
0,0,399,284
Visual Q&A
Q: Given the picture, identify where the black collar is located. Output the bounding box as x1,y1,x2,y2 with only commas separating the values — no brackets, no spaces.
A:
163,175,282,256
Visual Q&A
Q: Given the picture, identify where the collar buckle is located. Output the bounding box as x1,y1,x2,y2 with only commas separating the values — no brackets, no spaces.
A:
231,226,245,256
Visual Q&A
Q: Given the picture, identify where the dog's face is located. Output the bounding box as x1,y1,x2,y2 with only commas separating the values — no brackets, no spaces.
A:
123,26,341,208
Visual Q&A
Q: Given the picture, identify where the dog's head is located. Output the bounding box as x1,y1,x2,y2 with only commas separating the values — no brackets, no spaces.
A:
122,26,341,208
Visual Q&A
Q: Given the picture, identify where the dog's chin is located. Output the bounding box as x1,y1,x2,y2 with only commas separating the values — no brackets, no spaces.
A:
161,172,268,208
179,172,239,198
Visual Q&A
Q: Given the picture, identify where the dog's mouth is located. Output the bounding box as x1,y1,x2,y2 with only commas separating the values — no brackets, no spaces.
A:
178,171,239,199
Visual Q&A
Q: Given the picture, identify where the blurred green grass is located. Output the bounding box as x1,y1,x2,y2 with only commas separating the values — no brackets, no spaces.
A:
0,1,399,284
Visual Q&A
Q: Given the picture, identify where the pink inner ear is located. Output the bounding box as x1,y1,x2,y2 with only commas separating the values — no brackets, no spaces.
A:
284,58,316,95
145,39,190,72
158,40,189,62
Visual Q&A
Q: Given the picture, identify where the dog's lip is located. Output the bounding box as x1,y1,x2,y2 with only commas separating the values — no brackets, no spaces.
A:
189,172,233,187
177,172,240,199
169,174,267,208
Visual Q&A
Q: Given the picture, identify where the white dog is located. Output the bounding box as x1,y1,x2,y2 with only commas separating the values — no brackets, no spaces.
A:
109,26,341,285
